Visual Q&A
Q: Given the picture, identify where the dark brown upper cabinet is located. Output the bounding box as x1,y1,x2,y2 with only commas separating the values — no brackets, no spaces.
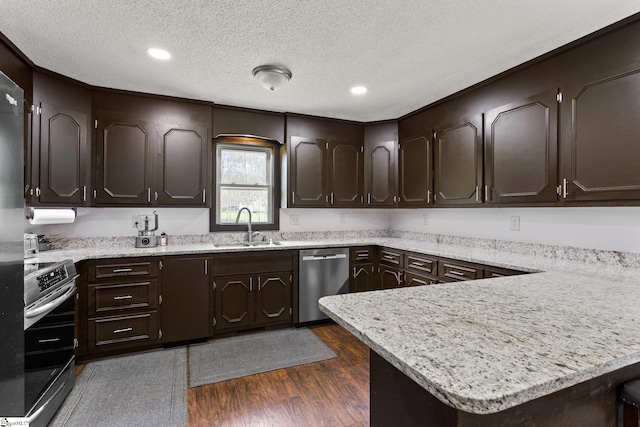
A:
433,114,483,205
213,106,285,143
560,65,640,202
364,122,398,207
484,90,558,204
30,72,91,206
287,115,364,207
93,92,211,206
398,113,432,207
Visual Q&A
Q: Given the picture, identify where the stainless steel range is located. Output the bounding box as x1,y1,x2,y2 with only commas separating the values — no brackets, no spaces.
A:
23,259,77,427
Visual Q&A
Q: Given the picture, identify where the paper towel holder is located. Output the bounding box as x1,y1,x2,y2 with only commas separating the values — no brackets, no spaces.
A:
25,207,77,223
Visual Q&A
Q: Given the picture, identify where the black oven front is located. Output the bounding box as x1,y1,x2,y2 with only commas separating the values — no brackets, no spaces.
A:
23,260,77,427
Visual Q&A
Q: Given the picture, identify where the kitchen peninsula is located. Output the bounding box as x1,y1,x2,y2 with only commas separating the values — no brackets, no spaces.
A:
320,258,640,426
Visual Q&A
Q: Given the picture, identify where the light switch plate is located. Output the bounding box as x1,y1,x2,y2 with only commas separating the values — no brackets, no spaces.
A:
422,214,428,226
510,216,520,231
340,213,346,224
289,214,299,225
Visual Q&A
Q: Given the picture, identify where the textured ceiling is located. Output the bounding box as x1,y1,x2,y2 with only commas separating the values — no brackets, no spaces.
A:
1,1,639,122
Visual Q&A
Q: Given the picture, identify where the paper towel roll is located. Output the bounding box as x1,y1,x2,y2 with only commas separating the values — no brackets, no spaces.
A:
28,208,76,225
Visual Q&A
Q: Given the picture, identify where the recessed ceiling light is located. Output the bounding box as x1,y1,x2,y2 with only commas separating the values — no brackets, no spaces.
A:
351,86,368,95
147,47,171,60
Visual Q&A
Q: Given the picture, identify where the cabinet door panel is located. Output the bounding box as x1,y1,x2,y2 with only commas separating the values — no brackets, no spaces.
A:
256,272,292,325
330,141,363,205
485,91,558,203
399,136,431,205
404,272,437,287
290,136,326,206
350,264,376,292
365,122,397,206
39,103,87,204
95,117,153,205
215,275,255,331
562,67,640,201
157,124,208,206
434,114,483,205
380,266,403,289
161,257,210,342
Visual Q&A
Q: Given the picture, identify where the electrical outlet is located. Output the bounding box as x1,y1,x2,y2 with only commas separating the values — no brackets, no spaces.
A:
510,216,520,231
132,215,139,228
289,214,299,225
422,213,428,226
340,213,346,224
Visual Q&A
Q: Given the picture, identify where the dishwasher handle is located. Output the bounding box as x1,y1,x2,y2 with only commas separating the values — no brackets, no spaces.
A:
302,253,348,261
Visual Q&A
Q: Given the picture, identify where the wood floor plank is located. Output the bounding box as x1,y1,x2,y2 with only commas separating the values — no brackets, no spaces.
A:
186,323,370,426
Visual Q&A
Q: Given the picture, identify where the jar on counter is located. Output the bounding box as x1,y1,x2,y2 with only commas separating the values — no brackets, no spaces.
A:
159,232,167,246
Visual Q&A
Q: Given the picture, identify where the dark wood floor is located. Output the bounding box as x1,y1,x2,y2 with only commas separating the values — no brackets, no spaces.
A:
187,324,370,427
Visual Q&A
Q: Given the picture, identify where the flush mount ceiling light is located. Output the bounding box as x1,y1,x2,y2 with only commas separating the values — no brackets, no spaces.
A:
351,86,368,95
252,65,292,91
147,47,171,60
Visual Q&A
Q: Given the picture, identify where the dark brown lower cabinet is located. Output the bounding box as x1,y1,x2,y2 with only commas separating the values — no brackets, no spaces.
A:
212,251,295,334
404,272,438,287
160,257,211,342
79,258,162,357
380,265,404,289
350,263,377,292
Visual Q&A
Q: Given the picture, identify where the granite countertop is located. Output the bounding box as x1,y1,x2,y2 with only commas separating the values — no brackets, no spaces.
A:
32,233,640,414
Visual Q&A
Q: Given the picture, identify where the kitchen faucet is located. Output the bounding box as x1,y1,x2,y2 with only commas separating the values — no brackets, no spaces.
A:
235,207,257,243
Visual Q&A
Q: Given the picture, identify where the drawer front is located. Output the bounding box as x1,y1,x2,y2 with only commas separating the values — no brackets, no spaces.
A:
404,272,438,287
88,280,158,316
405,253,438,275
350,247,373,264
213,252,293,276
90,260,159,280
25,323,74,353
438,260,483,282
379,249,403,267
484,267,525,278
88,312,159,349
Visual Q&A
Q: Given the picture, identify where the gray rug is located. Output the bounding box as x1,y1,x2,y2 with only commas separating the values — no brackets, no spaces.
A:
50,347,186,427
189,328,337,387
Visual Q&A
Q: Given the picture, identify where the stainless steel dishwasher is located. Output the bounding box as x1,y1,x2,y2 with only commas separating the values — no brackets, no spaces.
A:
299,248,349,323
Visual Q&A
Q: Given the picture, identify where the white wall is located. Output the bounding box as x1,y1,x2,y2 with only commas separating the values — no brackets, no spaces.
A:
24,207,391,237
389,207,640,253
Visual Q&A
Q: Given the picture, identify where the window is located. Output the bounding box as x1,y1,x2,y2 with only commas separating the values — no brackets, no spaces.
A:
210,137,280,231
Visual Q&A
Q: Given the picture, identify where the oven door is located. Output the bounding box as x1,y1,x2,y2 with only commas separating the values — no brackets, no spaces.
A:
24,279,76,330
24,282,76,426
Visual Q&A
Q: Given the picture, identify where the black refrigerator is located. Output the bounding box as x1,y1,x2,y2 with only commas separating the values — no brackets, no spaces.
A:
0,70,25,416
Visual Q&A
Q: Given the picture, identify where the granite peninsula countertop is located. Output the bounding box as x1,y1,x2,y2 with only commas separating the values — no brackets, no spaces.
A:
31,234,640,414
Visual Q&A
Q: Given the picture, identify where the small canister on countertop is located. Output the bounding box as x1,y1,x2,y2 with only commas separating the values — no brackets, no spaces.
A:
159,232,167,246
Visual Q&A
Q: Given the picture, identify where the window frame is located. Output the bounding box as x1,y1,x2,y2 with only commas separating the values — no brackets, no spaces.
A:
210,136,281,232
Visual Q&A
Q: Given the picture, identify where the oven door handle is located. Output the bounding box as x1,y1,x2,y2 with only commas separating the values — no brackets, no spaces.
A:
25,280,76,319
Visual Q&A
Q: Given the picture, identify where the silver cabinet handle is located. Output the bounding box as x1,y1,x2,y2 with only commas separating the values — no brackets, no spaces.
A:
204,259,208,275
83,185,87,202
147,188,151,203
330,192,334,204
383,254,395,260
367,193,371,204
36,187,41,197
427,190,431,204
411,262,424,267
38,338,60,343
202,189,206,204
449,270,465,276
412,278,428,286
484,185,489,201
250,277,253,292
475,186,479,202
563,178,568,199
154,191,158,201
114,327,133,334
113,295,133,300
258,277,262,291
112,268,133,273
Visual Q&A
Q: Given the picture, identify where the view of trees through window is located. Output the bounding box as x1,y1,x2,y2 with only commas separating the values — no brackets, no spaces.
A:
217,145,272,223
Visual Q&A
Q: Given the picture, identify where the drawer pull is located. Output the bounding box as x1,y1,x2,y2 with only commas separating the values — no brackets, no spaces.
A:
112,268,133,273
113,295,133,300
383,255,395,260
38,338,60,343
114,327,133,334
411,262,424,267
449,270,465,276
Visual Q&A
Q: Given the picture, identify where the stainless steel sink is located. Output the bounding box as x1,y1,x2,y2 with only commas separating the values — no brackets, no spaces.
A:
215,241,282,248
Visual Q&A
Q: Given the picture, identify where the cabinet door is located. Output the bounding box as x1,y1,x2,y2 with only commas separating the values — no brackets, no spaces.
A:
38,102,89,204
161,257,210,342
398,136,431,206
156,124,209,206
95,114,154,205
329,140,363,206
214,275,255,331
350,264,376,292
485,91,558,204
255,272,292,325
560,66,640,201
434,114,483,205
379,266,403,290
289,136,327,206
364,122,398,206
